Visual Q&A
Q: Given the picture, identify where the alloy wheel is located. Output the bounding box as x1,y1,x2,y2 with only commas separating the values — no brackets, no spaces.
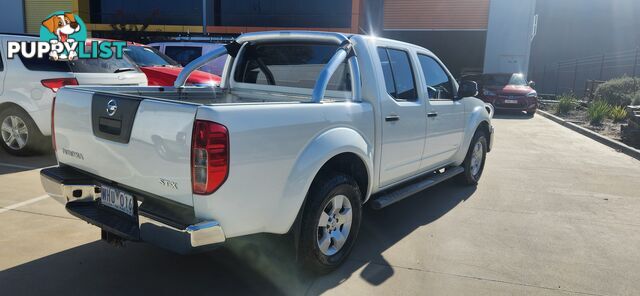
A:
317,194,353,256
1,116,29,150
470,141,483,176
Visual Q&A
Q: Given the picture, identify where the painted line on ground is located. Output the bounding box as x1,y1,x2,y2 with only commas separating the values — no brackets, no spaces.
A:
0,195,49,214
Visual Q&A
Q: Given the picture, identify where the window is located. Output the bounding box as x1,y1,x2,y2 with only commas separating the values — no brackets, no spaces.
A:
123,46,179,67
377,47,418,101
0,51,3,71
164,46,202,66
234,43,351,91
68,55,139,73
19,55,70,72
418,54,453,100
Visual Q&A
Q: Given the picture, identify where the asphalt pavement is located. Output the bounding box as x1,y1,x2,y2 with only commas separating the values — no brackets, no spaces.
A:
1,114,639,295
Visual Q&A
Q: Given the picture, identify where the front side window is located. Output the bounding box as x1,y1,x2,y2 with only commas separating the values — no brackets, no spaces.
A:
418,54,453,100
234,43,351,91
377,47,418,101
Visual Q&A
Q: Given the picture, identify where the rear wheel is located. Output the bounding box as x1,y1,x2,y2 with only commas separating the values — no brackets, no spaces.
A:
0,106,47,156
299,173,362,273
456,130,488,185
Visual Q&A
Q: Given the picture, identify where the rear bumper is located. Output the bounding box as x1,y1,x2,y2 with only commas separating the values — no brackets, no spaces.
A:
40,166,225,254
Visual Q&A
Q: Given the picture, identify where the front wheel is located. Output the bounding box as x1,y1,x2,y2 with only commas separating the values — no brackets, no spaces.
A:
299,173,362,273
456,130,488,185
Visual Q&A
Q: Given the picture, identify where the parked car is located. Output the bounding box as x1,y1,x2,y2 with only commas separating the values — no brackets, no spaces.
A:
0,34,147,156
462,73,537,115
148,41,227,76
41,31,494,272
120,42,221,86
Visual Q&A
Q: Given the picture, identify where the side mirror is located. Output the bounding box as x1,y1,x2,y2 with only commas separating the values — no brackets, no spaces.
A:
528,81,536,88
457,80,478,99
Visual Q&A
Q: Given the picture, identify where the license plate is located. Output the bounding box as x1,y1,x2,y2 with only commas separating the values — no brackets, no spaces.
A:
100,184,134,217
504,99,518,104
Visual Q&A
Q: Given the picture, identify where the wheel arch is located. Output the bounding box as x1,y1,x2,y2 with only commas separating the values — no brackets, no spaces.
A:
0,101,45,135
453,103,493,164
274,127,373,235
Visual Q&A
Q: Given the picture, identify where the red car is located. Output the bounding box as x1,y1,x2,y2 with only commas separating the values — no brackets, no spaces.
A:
122,44,221,86
87,39,221,86
463,73,538,116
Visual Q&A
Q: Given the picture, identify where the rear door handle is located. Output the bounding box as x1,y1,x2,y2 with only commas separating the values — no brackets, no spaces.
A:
385,115,400,122
427,112,438,118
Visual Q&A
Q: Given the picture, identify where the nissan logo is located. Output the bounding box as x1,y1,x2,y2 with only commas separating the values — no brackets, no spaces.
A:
106,99,118,116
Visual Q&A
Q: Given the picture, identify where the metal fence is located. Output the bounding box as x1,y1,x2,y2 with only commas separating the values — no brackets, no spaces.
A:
530,47,640,97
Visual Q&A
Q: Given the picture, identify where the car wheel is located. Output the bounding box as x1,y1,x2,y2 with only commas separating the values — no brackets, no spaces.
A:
456,130,488,186
0,106,47,156
526,108,537,117
299,173,362,273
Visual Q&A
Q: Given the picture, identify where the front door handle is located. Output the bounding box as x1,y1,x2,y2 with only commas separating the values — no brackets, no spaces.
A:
427,112,438,118
385,115,400,122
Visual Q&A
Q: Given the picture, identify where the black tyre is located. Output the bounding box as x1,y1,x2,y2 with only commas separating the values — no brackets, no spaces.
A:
526,108,537,117
299,173,362,273
0,106,48,156
455,130,488,185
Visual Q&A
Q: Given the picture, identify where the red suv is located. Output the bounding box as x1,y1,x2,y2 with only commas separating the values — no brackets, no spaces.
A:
463,73,537,116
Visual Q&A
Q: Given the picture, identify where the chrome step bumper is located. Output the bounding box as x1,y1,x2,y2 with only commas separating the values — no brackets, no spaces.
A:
40,166,225,254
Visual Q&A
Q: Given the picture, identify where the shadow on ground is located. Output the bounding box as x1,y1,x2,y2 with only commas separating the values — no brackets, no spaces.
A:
0,148,57,175
1,181,476,295
492,110,534,120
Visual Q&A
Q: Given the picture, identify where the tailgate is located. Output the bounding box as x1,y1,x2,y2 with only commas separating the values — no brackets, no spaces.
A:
54,88,197,206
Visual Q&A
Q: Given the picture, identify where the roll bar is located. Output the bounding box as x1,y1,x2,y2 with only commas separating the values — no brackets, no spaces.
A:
174,31,361,103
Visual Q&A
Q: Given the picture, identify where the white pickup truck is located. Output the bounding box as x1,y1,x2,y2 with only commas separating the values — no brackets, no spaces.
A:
41,31,494,272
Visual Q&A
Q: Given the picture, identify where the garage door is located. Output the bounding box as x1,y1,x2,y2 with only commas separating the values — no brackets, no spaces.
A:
384,0,490,30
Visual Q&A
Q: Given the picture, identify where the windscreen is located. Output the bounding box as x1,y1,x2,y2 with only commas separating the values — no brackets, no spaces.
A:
123,46,179,67
234,43,351,91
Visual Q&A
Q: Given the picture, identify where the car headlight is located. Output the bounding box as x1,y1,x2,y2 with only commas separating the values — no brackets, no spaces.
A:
527,91,538,97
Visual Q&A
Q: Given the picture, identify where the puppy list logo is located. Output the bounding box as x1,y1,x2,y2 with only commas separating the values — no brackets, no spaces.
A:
6,11,126,61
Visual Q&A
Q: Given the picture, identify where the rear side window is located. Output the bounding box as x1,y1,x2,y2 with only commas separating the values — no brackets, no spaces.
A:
234,43,351,91
18,55,70,72
377,47,418,101
68,55,139,73
0,50,4,71
417,54,454,100
165,46,202,66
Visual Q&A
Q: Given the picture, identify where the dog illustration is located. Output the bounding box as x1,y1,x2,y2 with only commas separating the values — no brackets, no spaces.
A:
41,13,81,60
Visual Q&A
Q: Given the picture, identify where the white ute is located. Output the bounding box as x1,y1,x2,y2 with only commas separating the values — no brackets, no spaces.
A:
41,31,494,272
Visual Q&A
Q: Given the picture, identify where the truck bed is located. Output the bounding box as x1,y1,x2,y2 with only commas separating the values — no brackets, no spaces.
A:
68,86,350,105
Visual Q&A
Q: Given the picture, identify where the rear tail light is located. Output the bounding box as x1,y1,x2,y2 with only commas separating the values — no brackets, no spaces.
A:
51,97,56,152
41,78,78,92
191,120,229,195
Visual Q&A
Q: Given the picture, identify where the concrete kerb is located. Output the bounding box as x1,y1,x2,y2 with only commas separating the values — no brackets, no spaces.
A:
536,109,640,161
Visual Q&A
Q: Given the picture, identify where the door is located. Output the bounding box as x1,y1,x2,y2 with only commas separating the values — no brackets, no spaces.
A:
378,47,427,187
417,54,465,167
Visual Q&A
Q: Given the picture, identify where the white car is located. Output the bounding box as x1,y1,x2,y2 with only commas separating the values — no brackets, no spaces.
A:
0,34,147,155
148,41,227,76
41,31,493,272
